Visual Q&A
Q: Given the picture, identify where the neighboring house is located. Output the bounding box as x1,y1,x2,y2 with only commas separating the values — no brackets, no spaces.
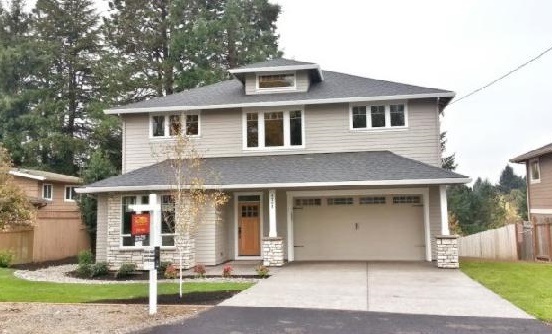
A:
511,143,552,224
78,58,470,269
3,168,90,263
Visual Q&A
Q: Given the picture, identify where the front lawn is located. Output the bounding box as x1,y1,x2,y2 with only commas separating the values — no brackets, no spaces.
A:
461,259,552,321
0,268,252,303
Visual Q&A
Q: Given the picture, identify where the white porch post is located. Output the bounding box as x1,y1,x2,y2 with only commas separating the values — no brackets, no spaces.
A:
268,189,277,237
439,185,450,235
422,189,432,262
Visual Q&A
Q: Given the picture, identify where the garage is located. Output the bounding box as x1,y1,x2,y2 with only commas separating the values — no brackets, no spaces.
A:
292,195,425,261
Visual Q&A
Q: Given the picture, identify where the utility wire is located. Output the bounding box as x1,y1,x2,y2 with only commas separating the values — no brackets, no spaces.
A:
450,44,552,105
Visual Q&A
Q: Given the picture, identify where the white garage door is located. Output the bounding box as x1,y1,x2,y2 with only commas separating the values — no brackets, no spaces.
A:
293,195,425,261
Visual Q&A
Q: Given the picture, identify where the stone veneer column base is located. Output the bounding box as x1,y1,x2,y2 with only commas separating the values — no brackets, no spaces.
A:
436,235,459,269
262,237,284,267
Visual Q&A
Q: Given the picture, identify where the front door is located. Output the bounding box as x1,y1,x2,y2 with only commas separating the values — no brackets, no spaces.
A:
239,203,261,256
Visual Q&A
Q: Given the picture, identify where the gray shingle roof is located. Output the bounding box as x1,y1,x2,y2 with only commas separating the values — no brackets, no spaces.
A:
511,142,552,162
81,151,468,193
109,71,453,112
232,58,315,70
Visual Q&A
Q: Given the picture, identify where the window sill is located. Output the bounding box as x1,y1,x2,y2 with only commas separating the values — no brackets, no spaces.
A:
118,246,177,251
149,135,201,141
350,127,409,133
243,145,305,152
530,179,541,184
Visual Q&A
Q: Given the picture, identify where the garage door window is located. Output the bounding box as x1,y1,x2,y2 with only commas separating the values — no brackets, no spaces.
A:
359,196,386,204
295,198,321,206
327,197,353,205
393,196,421,204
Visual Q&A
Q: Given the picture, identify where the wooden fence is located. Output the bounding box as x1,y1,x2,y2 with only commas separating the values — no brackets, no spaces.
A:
0,213,90,264
458,224,518,260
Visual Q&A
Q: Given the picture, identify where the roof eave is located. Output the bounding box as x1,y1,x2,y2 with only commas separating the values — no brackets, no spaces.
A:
76,177,471,194
105,92,456,115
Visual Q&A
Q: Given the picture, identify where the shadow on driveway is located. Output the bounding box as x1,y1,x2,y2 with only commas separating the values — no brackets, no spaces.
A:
136,306,550,334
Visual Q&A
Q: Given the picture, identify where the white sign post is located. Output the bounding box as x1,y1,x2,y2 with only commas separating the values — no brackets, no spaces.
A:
130,194,162,315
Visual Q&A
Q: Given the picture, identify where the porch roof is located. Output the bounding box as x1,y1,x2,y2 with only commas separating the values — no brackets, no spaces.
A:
77,151,470,194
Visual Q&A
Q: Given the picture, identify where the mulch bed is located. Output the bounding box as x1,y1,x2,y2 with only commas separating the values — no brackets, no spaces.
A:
89,291,240,305
65,270,267,281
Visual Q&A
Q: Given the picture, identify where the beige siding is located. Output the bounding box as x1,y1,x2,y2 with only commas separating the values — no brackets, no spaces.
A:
96,194,108,262
123,99,441,172
245,70,310,95
214,204,229,264
13,177,39,198
225,195,235,260
429,186,442,260
195,204,217,265
529,153,552,210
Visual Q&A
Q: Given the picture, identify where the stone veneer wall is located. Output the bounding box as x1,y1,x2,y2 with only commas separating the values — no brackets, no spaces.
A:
262,237,284,266
436,235,459,269
106,193,197,270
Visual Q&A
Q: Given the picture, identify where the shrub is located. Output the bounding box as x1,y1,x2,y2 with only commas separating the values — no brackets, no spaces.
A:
159,261,172,274
164,264,178,279
193,264,206,278
90,262,109,278
76,264,92,278
78,250,93,265
222,265,233,278
255,265,269,278
0,251,14,268
115,263,136,279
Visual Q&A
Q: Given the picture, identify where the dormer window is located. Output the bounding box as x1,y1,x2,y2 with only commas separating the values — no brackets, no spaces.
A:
257,73,296,90
150,113,200,138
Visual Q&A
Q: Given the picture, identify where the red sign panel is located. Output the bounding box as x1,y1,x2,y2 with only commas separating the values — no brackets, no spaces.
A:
131,213,150,235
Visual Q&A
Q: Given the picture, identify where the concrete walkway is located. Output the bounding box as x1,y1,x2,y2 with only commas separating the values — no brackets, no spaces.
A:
220,262,532,318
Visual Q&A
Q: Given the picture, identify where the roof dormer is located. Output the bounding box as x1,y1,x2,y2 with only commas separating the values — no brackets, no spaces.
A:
229,58,324,95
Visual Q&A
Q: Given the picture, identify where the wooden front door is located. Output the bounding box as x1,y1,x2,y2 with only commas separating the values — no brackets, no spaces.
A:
239,203,261,256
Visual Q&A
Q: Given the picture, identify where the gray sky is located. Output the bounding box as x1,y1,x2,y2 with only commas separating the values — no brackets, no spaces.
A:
271,0,552,183
26,0,552,182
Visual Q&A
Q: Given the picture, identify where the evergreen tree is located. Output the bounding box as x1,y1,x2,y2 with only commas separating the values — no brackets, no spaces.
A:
28,0,102,175
440,131,457,171
498,165,526,194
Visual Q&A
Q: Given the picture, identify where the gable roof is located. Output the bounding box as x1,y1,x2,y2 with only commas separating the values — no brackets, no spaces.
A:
230,58,316,70
106,70,454,114
10,168,81,184
77,151,469,194
511,142,552,163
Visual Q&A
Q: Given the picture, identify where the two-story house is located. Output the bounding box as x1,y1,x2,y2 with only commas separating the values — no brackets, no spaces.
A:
511,143,552,260
78,58,470,269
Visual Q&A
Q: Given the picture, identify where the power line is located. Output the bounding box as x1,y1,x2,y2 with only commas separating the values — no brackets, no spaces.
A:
450,43,552,105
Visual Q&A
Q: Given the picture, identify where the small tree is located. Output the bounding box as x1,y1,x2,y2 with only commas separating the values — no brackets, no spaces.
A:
0,144,34,229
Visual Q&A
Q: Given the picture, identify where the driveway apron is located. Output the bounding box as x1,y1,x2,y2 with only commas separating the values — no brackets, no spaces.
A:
220,261,532,318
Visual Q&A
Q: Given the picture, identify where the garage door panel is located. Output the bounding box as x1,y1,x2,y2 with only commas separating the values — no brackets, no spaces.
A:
294,196,424,261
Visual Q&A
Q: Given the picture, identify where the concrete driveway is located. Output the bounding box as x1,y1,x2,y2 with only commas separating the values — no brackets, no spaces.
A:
220,262,531,318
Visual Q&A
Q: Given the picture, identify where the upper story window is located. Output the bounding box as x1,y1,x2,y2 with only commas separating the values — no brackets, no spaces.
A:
42,184,53,201
64,186,77,202
151,113,200,138
244,109,304,150
257,73,296,90
530,159,541,183
351,103,407,130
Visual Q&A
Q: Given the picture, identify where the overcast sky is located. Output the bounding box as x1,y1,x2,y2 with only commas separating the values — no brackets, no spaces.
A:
270,0,552,183
24,0,552,182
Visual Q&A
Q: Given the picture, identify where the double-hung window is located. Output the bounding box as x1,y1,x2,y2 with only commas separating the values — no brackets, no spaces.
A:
351,103,407,130
244,110,304,149
121,195,176,247
42,184,53,200
64,186,77,201
151,113,200,138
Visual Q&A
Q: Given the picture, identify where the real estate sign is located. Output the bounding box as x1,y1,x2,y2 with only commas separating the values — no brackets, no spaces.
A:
131,213,150,235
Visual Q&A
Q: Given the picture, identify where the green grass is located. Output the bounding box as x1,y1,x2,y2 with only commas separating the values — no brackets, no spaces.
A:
0,268,252,303
461,259,552,321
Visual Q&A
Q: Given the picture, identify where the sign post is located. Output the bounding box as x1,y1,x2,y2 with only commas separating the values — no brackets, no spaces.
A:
130,194,161,315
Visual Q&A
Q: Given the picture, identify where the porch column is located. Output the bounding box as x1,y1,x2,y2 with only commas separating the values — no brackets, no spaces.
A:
263,189,284,266
268,189,277,237
439,185,449,235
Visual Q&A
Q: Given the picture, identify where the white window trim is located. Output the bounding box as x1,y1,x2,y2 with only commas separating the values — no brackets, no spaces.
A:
530,158,541,184
255,71,297,93
149,111,201,139
64,185,78,202
119,194,177,250
234,191,264,260
242,107,306,151
349,101,409,131
42,184,53,201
